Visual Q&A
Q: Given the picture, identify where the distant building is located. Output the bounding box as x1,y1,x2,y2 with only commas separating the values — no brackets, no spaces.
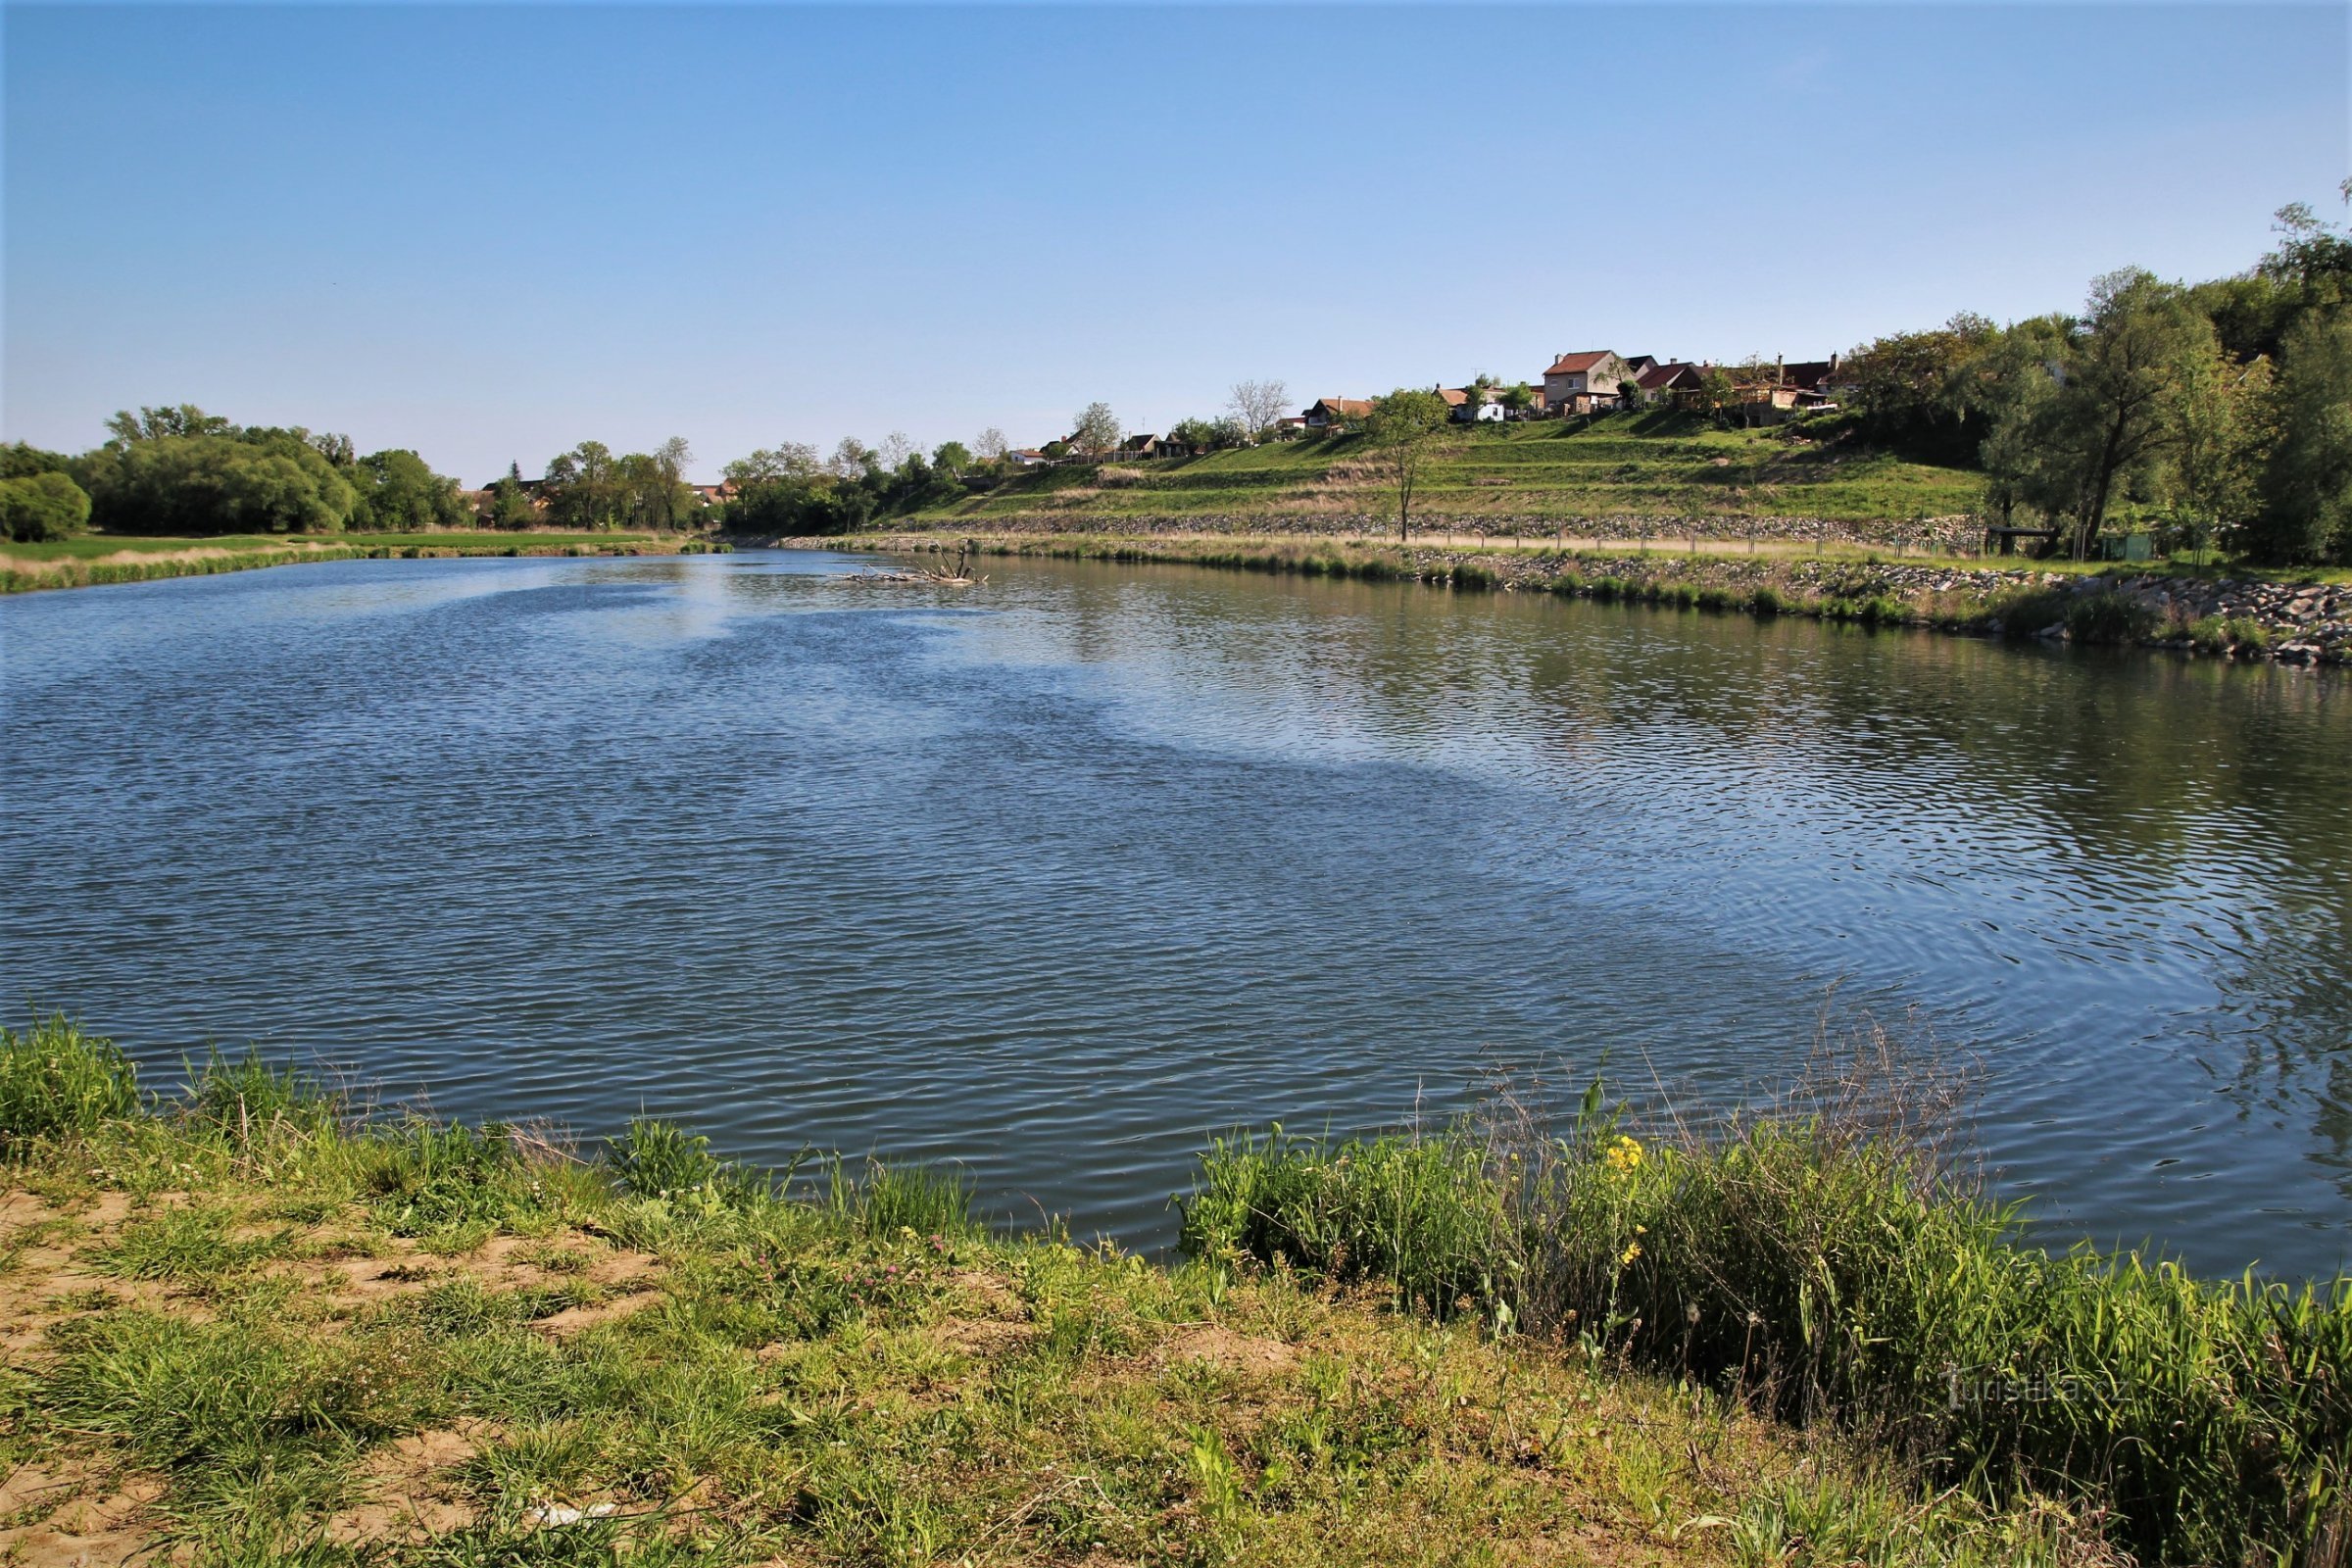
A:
1632,362,1703,405
1541,351,1634,415
1119,434,1166,458
1437,386,1506,423
1007,449,1051,467
1303,397,1374,429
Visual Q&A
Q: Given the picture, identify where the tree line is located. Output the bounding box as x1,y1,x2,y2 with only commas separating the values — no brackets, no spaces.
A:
1,407,476,541
1838,184,2352,563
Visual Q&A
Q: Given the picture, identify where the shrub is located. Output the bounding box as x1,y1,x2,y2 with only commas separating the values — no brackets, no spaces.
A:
1749,585,1785,616
2188,613,2271,656
0,1016,141,1154
2063,592,2158,645
1988,586,2069,640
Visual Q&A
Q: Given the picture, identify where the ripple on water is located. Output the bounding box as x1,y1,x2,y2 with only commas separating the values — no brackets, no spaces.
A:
2,549,2348,1271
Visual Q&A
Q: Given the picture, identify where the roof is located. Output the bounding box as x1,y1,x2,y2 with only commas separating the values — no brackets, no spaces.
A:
1308,397,1373,417
1637,362,1701,390
1780,361,1837,391
1436,388,1469,407
1543,351,1619,376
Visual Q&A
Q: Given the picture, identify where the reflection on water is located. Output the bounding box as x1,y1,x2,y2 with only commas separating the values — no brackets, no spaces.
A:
2,549,2346,1273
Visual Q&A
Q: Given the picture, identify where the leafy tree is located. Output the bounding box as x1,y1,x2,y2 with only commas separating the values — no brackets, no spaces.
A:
485,464,539,529
2249,311,2352,564
2048,270,2208,557
1693,366,1740,426
1497,381,1538,416
104,404,232,446
81,411,357,535
1842,315,1997,461
0,471,92,541
932,441,974,476
2160,332,2269,562
348,449,468,531
1364,387,1450,542
1041,439,1071,461
0,442,74,481
542,441,619,529
2258,181,2352,318
1070,403,1121,460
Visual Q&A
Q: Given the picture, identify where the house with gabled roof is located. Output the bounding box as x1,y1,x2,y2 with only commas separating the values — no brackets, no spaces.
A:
1303,397,1373,429
1541,351,1633,415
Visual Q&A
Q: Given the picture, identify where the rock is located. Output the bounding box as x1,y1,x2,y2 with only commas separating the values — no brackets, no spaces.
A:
2275,642,2319,665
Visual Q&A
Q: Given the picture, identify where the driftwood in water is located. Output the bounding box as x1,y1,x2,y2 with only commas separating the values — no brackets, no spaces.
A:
839,542,986,587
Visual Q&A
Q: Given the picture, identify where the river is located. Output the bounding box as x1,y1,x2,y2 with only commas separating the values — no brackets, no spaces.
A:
4,547,2347,1274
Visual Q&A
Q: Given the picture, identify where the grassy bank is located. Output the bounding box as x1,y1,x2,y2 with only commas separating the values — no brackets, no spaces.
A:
0,1018,2140,1567
834,531,2352,666
916,414,1980,534
0,533,729,594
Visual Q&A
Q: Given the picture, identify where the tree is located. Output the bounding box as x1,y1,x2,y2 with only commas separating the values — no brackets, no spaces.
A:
973,427,1008,462
349,449,468,531
104,404,232,447
81,414,357,535
2249,310,2352,564
2048,270,2207,558
1842,315,1998,461
0,442,74,481
878,432,916,472
0,471,92,541
1694,366,1740,426
1226,379,1290,439
1070,403,1121,460
486,463,539,529
542,441,619,529
1364,387,1450,542
932,441,974,476
1497,381,1538,416
2258,181,2352,317
2159,331,2269,563
828,438,875,480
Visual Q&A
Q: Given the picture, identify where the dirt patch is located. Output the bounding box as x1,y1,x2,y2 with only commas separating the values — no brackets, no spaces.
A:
932,1317,1041,1359
1156,1326,1298,1376
0,1468,167,1568
324,1423,487,1544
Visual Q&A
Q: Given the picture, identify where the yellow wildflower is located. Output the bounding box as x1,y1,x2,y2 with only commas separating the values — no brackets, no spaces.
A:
1620,1241,1642,1266
1603,1135,1643,1174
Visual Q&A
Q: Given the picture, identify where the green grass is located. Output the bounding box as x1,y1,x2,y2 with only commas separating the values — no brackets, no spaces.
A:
0,531,730,594
1179,1042,2352,1566
0,1013,2148,1566
917,413,1984,528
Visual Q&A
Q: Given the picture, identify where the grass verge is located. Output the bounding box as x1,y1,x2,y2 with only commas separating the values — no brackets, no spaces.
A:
0,1014,2291,1565
0,534,730,594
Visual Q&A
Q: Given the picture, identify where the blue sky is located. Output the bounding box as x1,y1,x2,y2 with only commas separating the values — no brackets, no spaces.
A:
5,4,2346,484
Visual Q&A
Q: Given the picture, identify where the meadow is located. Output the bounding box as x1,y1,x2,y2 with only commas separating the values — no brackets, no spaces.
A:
4,1015,2340,1565
918,414,1984,531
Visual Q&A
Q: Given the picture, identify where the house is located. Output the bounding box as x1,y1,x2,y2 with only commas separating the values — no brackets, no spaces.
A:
1540,351,1634,415
689,482,737,508
1119,434,1165,459
1303,397,1373,430
1007,449,1051,468
1618,355,1660,382
1437,386,1506,423
1632,362,1703,406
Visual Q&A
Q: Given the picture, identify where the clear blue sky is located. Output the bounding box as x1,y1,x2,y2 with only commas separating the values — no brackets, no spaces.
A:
5,3,2346,485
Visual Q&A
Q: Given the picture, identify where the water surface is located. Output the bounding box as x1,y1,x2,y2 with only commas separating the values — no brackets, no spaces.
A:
4,549,2347,1272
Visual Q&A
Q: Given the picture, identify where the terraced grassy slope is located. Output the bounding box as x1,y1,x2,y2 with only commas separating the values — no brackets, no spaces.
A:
922,414,1982,530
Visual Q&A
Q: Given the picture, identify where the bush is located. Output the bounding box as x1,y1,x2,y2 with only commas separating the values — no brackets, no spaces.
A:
1988,586,2069,640
2188,613,2271,656
0,471,93,541
2063,592,2158,645
0,1016,141,1154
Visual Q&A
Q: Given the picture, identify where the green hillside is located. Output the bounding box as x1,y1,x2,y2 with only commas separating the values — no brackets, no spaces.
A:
922,412,1983,529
